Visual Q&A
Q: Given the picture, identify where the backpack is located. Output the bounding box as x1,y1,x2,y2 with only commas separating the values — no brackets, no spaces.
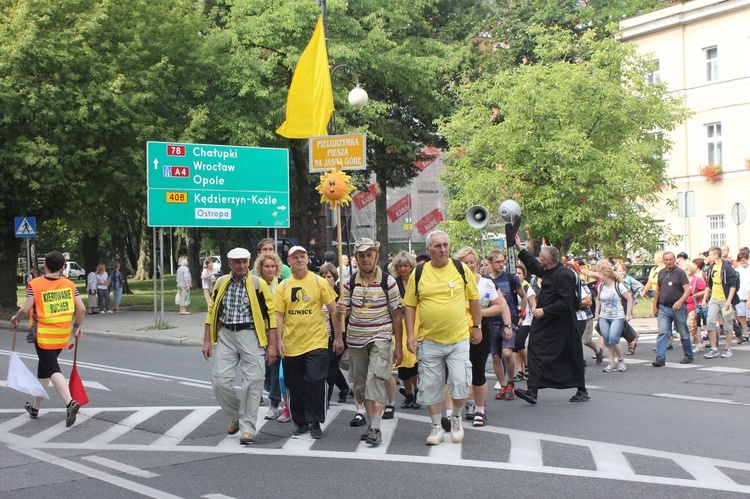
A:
349,269,395,318
414,258,468,297
554,267,585,311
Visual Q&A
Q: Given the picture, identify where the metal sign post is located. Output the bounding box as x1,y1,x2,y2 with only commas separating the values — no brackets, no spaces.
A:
677,191,695,253
732,202,746,249
15,217,37,284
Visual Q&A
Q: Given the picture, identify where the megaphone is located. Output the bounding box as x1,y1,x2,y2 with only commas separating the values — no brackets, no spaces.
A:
498,200,521,225
466,205,490,229
499,200,522,274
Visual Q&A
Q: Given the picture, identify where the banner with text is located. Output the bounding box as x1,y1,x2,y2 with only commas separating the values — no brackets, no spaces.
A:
350,147,445,245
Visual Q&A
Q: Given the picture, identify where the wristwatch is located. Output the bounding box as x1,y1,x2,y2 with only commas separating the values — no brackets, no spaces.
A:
504,324,513,329
472,325,481,329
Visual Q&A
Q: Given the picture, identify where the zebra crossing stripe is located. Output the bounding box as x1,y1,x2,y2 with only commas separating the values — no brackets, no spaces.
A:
85,408,162,445
82,455,160,478
588,443,634,477
4,406,750,493
27,409,103,443
151,407,220,446
508,433,543,467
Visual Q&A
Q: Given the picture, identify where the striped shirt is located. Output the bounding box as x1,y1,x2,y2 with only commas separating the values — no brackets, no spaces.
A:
342,268,401,348
219,275,254,326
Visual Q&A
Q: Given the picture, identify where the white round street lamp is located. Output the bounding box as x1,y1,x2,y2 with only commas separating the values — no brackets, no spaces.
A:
348,85,368,108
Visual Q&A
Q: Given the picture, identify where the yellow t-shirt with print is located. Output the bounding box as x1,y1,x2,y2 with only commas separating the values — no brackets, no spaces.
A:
403,261,479,344
274,272,337,357
710,265,726,301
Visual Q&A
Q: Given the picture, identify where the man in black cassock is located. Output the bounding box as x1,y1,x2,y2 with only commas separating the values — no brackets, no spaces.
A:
512,235,589,403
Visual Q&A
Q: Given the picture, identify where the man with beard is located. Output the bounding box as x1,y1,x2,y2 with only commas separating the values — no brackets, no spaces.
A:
512,236,589,404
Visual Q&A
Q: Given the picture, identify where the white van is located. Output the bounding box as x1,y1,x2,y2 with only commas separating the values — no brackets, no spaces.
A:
63,261,86,280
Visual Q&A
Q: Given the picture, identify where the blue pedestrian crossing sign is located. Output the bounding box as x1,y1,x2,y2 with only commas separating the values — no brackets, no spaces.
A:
15,217,37,238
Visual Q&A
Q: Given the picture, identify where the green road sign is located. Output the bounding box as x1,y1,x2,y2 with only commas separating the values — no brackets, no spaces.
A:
147,141,289,228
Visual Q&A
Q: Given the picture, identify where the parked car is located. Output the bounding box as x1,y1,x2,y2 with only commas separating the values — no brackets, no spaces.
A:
626,264,655,286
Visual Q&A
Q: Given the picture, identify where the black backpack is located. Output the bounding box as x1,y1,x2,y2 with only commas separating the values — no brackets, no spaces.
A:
414,258,468,296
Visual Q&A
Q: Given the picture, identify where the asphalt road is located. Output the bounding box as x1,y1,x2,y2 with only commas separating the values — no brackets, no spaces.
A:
2,334,750,498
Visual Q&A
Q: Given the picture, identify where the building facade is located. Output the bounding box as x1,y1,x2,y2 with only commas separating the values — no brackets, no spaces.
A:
620,0,750,258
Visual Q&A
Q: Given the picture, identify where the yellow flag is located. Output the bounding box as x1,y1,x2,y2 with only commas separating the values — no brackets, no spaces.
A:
276,16,334,139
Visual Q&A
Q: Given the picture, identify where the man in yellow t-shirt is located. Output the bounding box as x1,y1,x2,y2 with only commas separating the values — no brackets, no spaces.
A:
274,246,342,439
702,246,739,359
404,230,480,446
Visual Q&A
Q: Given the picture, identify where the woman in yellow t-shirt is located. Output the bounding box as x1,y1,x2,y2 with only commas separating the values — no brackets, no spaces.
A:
389,251,421,409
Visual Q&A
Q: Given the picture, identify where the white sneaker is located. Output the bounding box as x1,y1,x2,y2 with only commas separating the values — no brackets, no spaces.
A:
264,406,280,420
617,360,626,372
106,310,114,314
426,425,445,445
704,349,720,359
603,363,617,373
100,311,105,314
721,349,733,358
450,416,464,443
692,344,704,353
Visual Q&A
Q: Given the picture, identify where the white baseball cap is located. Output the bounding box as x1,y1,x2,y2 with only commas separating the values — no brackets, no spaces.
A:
227,247,251,259
287,246,307,256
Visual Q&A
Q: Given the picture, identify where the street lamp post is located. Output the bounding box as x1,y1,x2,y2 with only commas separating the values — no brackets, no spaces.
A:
324,64,368,256
319,0,369,261
403,218,413,254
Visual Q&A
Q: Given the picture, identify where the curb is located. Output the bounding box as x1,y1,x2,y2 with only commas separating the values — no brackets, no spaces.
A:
83,330,203,347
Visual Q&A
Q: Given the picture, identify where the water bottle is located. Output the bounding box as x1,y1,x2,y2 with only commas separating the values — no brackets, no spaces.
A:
480,292,490,308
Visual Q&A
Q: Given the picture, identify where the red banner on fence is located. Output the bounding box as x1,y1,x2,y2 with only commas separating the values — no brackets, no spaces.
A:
413,146,440,171
416,209,444,235
352,184,377,209
386,194,411,222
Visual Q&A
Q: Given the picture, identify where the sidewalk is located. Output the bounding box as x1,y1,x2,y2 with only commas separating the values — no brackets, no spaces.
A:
1,309,660,348
0,308,207,347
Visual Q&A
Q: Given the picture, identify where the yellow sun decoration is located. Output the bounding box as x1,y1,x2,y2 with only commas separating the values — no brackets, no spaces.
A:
316,167,355,208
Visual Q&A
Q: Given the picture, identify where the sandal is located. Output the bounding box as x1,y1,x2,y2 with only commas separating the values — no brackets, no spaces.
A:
627,343,638,355
350,413,366,427
472,413,486,427
25,402,39,419
382,405,395,420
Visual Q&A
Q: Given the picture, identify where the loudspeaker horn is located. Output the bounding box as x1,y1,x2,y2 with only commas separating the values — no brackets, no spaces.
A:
466,205,490,229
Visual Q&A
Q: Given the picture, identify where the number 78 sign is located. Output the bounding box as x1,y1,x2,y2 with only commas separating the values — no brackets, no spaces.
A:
146,141,290,228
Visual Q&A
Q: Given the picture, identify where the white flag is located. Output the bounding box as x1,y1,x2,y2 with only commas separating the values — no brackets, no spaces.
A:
6,353,49,399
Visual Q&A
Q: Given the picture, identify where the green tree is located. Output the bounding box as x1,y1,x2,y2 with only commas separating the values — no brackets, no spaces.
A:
0,0,211,307
213,0,490,262
487,0,662,69
438,28,689,256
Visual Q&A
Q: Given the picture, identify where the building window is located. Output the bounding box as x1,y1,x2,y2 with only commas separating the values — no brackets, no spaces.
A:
646,59,661,85
705,123,722,166
706,214,726,248
705,46,718,81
